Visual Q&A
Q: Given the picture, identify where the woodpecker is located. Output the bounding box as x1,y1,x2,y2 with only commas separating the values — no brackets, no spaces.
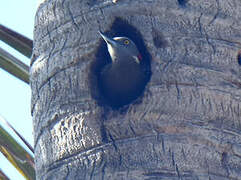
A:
98,31,146,107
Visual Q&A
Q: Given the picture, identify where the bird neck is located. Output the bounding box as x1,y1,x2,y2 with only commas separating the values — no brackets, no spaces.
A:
111,56,139,69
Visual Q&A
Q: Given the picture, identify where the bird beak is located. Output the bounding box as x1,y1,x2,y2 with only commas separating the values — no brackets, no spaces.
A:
98,31,117,47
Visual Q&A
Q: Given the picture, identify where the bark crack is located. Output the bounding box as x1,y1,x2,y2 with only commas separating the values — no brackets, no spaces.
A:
207,0,220,26
66,1,79,30
221,152,230,177
89,158,96,180
175,81,181,102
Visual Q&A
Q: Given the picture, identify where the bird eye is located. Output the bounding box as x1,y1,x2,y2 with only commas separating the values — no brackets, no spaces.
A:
124,40,129,45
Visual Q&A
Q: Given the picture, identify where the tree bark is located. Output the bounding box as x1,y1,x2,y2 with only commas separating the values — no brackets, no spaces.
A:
31,0,241,179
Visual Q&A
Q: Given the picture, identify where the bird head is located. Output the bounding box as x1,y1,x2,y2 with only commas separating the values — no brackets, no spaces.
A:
99,31,142,64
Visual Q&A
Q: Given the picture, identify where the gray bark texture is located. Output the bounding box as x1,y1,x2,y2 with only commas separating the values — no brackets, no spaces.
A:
31,0,241,179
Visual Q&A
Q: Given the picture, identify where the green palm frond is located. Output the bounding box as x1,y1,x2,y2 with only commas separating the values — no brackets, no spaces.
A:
0,168,10,180
1,117,34,154
0,24,31,84
0,122,35,180
0,47,29,84
0,24,34,179
0,24,32,58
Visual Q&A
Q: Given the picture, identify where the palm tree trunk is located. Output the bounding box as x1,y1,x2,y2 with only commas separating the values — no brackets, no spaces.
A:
31,0,241,179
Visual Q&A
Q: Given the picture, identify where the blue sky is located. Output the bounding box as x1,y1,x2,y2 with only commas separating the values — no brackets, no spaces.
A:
0,0,37,179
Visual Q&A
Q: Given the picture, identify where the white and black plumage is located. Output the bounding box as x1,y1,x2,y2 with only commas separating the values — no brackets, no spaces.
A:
98,31,146,107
